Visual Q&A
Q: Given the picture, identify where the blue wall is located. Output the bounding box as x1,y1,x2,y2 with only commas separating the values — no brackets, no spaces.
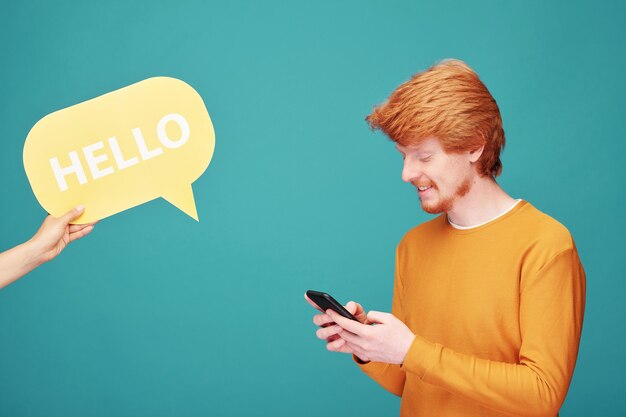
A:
0,1,623,415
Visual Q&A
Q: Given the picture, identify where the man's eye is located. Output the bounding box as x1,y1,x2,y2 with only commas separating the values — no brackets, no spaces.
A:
420,156,432,162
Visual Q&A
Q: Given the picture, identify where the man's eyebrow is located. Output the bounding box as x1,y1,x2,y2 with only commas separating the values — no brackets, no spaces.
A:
396,145,432,155
416,146,436,154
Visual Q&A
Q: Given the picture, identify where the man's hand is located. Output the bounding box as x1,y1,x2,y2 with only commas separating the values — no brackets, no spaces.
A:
306,293,400,363
323,308,415,365
305,293,367,358
28,206,96,266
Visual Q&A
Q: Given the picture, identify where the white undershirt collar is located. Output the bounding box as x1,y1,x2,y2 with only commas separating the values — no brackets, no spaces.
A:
447,199,522,230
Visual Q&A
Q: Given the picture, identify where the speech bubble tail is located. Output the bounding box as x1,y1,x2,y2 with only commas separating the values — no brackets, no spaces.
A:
162,184,199,221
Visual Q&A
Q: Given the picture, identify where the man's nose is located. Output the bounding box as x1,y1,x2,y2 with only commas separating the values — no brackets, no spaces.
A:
402,159,420,183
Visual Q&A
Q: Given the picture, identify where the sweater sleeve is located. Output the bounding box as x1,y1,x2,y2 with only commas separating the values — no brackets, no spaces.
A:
354,247,407,397
401,247,586,417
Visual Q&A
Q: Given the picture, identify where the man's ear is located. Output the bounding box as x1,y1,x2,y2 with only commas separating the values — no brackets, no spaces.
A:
469,145,485,163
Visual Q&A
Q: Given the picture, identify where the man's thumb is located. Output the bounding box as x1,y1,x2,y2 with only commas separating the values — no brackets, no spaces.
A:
346,301,358,314
366,310,388,324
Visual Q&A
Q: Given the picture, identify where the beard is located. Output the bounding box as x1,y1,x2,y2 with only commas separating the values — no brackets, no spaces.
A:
416,177,472,214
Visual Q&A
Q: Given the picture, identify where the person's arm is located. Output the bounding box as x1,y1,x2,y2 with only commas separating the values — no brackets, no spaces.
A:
0,206,95,289
329,247,586,417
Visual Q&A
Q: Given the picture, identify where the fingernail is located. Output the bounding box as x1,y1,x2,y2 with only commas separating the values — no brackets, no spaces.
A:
76,205,84,212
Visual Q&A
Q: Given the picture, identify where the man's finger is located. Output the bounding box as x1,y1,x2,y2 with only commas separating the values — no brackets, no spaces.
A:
346,301,358,314
313,313,333,327
338,342,359,355
326,309,368,335
328,339,359,355
316,325,341,340
335,328,363,346
327,337,346,351
366,310,390,324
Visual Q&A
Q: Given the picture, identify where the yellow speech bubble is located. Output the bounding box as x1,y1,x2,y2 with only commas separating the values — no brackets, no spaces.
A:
23,77,215,224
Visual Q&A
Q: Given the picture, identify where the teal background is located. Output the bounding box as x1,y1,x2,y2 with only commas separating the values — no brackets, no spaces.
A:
0,1,624,416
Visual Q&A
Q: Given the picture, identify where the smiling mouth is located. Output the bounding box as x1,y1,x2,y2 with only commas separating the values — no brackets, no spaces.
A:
417,185,432,191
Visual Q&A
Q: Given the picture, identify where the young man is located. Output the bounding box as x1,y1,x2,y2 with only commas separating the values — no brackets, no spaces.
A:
306,60,586,417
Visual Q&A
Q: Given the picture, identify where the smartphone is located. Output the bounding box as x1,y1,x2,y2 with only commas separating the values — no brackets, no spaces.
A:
306,290,358,321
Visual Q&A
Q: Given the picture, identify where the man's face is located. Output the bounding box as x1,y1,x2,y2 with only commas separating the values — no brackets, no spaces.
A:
396,138,476,214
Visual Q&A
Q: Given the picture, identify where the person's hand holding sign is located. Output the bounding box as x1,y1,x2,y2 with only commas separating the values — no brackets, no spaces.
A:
3,77,214,290
30,206,96,263
0,206,95,289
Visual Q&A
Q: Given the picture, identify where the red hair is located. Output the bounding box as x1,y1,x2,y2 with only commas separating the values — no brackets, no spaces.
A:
366,59,505,177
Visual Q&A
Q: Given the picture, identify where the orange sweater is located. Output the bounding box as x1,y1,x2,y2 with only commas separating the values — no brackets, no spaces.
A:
358,201,586,417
